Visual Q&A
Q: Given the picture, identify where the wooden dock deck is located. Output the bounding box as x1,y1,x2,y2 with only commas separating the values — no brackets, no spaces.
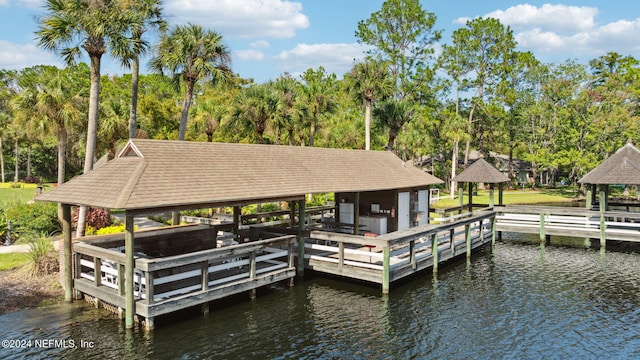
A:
495,205,640,246
304,211,496,292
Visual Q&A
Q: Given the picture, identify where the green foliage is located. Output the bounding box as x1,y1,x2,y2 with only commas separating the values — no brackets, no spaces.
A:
4,202,60,242
24,233,58,277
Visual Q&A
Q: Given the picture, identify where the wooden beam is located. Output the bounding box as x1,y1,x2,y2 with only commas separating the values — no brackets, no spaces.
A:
124,212,135,329
62,204,72,302
489,183,495,208
382,245,390,294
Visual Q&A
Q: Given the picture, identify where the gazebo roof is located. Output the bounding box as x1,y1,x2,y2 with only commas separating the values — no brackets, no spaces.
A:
453,158,510,183
38,139,443,211
579,143,640,185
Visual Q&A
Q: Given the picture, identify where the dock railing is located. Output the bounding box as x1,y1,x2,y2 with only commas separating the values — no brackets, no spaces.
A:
304,211,496,293
495,205,640,245
73,235,296,323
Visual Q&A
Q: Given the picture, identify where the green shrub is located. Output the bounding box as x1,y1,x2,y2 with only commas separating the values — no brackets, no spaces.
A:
4,202,60,242
95,224,138,235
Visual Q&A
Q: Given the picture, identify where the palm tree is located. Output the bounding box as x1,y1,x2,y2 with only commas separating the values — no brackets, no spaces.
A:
12,66,84,188
345,59,392,150
230,84,278,144
374,100,415,152
300,67,337,147
36,0,140,236
150,23,232,141
113,0,166,139
192,101,228,142
272,74,304,145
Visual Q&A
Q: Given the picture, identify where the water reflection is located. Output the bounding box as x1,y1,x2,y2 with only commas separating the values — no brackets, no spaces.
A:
2,242,640,359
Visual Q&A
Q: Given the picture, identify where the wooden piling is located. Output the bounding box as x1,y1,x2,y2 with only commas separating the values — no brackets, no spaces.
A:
124,213,135,329
62,204,72,303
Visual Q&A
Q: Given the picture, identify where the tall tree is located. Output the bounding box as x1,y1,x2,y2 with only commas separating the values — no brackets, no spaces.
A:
448,17,516,163
355,0,441,100
114,0,166,139
12,65,85,189
150,23,232,141
36,0,139,236
345,59,392,150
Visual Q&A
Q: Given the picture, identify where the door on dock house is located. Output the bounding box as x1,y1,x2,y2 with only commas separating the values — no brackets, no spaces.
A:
398,192,411,231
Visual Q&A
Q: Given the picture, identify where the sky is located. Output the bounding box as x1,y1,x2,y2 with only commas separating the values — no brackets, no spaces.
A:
1,0,640,83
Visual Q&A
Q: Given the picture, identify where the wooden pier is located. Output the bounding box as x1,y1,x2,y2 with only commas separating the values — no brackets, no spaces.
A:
304,211,496,293
495,205,640,247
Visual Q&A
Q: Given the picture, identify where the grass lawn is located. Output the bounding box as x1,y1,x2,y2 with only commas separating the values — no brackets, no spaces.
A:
0,183,47,204
432,187,580,209
0,253,28,271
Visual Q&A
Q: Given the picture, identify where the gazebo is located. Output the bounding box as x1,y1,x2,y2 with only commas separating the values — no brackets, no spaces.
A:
453,158,510,211
579,142,640,211
38,139,442,329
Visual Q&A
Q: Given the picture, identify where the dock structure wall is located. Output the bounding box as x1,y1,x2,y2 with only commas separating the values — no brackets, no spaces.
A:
72,231,297,330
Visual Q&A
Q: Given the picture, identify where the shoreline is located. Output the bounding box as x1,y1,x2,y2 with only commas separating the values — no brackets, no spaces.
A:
0,269,64,315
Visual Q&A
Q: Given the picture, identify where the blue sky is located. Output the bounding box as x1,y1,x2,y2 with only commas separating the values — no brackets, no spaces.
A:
1,0,640,83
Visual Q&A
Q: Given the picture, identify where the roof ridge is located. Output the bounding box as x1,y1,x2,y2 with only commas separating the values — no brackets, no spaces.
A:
114,160,149,208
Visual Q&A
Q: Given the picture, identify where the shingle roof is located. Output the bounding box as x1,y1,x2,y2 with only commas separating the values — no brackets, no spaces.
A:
38,139,442,211
452,158,510,183
579,143,640,185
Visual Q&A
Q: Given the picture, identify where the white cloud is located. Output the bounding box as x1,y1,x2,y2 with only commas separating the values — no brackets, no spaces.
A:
0,40,60,70
273,43,370,78
0,1,9,7
234,49,265,61
250,40,270,49
453,4,640,61
164,0,309,39
484,4,598,33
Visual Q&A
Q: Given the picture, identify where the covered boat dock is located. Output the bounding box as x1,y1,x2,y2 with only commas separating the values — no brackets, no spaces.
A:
37,139,446,330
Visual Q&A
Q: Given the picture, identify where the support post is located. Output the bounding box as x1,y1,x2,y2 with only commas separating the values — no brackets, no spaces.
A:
382,245,390,294
599,189,606,249
289,201,296,227
468,182,473,213
586,187,592,209
354,192,360,235
498,183,504,206
489,183,495,208
539,212,546,244
458,187,463,212
465,223,471,257
233,206,241,242
431,234,438,273
124,212,135,329
297,199,305,277
62,204,73,303
491,215,497,247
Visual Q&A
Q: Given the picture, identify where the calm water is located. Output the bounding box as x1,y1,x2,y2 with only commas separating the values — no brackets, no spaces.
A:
2,238,640,359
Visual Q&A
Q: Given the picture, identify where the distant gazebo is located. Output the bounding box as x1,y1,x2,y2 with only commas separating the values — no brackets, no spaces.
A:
453,158,510,211
579,142,640,211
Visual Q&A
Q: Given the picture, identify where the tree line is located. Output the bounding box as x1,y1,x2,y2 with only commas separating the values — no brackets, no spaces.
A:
2,0,639,201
